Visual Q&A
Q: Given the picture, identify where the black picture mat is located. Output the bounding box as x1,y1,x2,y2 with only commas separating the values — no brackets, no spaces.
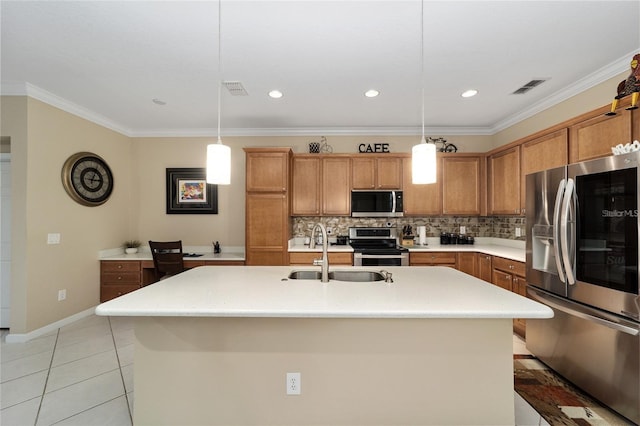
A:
165,168,218,214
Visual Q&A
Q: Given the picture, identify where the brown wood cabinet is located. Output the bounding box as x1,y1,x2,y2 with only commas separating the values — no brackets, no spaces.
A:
401,157,442,215
245,148,292,265
442,155,483,215
476,254,492,283
352,156,402,189
291,156,321,215
456,252,476,276
520,129,568,214
322,157,351,215
289,252,353,266
488,146,521,215
569,108,632,163
491,256,527,337
410,252,457,267
100,261,142,302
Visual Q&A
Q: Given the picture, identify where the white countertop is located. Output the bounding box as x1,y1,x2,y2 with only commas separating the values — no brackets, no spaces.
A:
288,238,525,263
99,246,245,262
95,265,551,319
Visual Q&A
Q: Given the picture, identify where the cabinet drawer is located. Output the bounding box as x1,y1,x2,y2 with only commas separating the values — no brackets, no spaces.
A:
492,256,525,277
289,252,353,265
101,261,141,272
100,285,140,302
410,252,457,265
204,260,246,266
101,272,141,284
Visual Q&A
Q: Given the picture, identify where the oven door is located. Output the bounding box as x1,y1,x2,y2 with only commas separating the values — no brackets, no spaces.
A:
354,253,408,267
567,152,640,321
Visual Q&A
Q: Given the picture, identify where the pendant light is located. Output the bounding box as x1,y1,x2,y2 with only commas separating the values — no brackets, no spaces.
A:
412,0,436,184
206,0,231,185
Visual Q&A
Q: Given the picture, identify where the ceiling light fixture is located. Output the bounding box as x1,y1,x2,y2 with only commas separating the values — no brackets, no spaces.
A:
268,90,283,99
461,89,478,98
206,0,231,185
411,0,436,185
364,89,379,98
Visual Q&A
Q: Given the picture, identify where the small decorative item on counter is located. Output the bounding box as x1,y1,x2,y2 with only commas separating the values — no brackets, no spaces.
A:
214,241,221,254
124,240,141,254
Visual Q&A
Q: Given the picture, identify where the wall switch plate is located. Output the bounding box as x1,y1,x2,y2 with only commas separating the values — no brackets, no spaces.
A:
459,226,466,235
286,372,301,395
58,289,66,301
47,233,61,244
515,227,522,237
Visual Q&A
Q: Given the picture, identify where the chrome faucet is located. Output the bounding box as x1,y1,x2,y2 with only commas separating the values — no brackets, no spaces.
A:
310,223,329,282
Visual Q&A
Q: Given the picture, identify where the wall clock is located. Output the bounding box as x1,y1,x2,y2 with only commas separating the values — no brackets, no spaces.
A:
61,152,114,206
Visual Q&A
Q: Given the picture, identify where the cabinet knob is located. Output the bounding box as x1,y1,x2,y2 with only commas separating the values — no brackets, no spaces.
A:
505,274,510,279
117,265,122,269
118,276,122,280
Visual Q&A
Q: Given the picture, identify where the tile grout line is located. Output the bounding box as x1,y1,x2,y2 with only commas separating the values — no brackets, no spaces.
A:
108,316,133,424
33,328,60,426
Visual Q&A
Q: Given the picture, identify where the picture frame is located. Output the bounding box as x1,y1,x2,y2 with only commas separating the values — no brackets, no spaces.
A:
166,168,218,214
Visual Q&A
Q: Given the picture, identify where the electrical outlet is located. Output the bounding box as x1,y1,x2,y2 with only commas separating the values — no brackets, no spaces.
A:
47,233,61,244
58,289,66,301
326,227,332,235
515,227,522,237
460,226,466,235
286,372,301,395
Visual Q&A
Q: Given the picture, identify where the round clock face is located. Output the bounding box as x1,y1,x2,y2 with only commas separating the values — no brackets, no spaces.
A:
61,152,114,206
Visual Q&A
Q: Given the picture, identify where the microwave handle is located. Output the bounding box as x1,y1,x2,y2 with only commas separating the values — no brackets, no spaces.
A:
392,191,396,213
560,178,576,285
553,179,566,283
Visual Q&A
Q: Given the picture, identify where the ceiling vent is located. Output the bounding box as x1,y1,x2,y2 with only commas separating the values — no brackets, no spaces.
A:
512,79,547,95
223,81,248,96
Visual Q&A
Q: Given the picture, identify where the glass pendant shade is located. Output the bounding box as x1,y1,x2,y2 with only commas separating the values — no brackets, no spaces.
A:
206,139,231,185
411,140,436,184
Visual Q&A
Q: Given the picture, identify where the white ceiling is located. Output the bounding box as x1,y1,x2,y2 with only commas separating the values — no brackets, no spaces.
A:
1,1,639,137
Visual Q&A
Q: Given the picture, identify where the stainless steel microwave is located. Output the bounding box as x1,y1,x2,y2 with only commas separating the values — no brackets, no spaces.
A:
351,190,403,217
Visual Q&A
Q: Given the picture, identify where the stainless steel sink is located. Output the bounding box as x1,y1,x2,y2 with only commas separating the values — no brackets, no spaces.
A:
287,270,387,282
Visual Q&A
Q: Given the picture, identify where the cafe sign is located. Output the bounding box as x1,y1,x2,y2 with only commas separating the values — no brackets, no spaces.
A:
358,143,390,153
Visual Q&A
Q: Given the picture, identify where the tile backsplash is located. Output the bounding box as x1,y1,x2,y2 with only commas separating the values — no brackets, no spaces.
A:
293,216,526,240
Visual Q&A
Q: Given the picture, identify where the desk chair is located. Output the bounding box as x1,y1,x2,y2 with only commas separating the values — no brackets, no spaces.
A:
149,240,185,281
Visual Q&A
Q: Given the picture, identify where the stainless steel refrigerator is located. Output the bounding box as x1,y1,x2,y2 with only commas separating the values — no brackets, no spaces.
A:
526,152,640,425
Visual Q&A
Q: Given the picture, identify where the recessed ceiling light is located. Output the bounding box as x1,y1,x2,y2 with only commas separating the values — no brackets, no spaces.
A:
461,89,478,98
268,90,283,99
152,98,167,105
364,89,380,98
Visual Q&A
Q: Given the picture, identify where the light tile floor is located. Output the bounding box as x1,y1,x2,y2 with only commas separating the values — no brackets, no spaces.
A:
2,315,548,426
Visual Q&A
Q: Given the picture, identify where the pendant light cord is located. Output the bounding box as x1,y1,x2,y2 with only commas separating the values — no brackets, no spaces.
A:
420,0,425,142
217,0,222,143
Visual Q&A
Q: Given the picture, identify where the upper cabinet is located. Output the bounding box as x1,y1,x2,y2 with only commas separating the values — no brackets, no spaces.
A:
322,157,351,215
291,156,321,215
352,157,402,189
488,146,520,215
246,148,290,192
291,155,350,216
442,155,483,216
569,106,632,163
402,157,442,215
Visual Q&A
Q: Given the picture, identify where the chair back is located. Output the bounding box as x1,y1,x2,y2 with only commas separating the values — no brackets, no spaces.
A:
149,240,184,279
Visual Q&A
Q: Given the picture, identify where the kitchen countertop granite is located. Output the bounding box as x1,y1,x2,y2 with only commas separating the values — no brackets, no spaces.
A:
288,237,525,263
95,265,550,319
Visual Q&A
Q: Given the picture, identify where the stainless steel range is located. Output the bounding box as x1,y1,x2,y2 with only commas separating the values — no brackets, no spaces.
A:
349,227,409,266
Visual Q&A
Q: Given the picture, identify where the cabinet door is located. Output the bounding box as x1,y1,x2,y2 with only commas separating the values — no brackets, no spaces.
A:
292,157,321,215
401,157,441,215
323,158,351,215
512,275,527,337
246,151,289,192
489,146,520,215
569,109,632,163
477,254,492,282
410,252,457,266
520,129,568,214
442,156,481,215
246,193,289,265
456,252,476,276
351,158,376,189
492,270,513,291
376,157,402,189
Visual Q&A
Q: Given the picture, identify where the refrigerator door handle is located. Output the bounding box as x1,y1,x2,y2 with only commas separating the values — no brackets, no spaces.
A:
528,287,640,336
553,179,567,282
560,178,576,285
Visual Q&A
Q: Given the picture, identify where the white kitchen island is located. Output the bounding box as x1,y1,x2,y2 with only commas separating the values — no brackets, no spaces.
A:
95,266,552,426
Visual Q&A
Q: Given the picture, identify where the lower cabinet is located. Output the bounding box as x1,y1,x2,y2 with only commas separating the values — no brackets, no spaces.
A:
476,254,492,282
456,252,476,276
491,256,527,337
410,252,457,267
289,252,353,266
100,261,142,302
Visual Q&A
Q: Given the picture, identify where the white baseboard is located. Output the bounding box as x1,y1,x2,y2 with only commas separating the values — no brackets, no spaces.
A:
4,306,97,343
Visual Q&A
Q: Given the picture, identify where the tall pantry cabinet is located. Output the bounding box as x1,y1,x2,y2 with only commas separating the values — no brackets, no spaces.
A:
244,148,292,265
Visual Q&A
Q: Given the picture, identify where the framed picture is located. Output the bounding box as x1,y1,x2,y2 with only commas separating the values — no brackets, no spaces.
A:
166,168,218,214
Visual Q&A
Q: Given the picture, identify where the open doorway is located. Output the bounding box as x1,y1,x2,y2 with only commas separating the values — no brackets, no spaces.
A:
1,136,11,328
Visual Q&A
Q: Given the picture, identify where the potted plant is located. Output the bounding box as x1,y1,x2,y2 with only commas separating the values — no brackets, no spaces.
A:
124,240,141,254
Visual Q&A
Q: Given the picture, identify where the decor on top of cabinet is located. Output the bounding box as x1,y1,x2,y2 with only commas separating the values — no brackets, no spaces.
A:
166,168,218,214
124,240,141,254
612,140,640,155
605,53,640,116
426,137,458,153
308,136,333,153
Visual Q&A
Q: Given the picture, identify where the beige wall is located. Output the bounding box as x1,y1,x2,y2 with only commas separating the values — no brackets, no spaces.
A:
2,97,134,333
